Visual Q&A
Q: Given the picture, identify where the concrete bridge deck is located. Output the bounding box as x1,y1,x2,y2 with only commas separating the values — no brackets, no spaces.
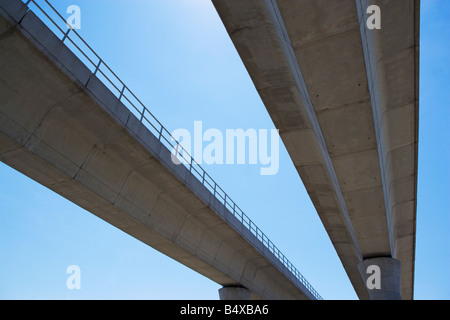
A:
0,0,321,300
213,0,419,299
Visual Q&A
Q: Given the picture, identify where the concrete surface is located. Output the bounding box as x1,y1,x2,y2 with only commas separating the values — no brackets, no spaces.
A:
357,257,402,300
0,0,320,300
213,0,419,299
219,286,252,300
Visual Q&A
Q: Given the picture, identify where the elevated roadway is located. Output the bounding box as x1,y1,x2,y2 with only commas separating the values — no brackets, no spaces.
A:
213,0,419,299
0,0,321,300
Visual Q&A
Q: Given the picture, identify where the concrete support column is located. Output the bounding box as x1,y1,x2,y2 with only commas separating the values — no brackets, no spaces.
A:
218,286,251,300
357,257,402,300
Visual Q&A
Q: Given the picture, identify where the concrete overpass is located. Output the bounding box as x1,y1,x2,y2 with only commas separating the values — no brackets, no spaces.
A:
0,0,322,300
213,0,419,300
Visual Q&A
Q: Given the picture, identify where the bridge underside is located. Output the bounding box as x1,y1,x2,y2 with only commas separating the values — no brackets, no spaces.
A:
0,0,320,300
213,0,419,299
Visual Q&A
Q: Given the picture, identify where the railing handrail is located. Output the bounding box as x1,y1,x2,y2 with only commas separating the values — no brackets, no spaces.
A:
22,0,322,300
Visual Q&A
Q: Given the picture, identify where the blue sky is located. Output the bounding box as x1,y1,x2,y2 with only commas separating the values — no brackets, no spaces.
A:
0,0,448,300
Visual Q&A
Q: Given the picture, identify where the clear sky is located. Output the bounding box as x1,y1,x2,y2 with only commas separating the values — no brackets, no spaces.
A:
0,0,448,300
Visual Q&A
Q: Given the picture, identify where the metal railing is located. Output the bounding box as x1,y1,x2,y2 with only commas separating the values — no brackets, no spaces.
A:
22,0,322,300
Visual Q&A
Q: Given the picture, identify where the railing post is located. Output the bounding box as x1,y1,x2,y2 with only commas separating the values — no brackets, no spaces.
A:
93,60,101,75
158,125,163,140
119,85,126,100
61,28,71,42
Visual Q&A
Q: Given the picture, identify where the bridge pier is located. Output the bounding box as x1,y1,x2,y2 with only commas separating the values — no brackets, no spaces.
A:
218,286,251,300
357,257,402,300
